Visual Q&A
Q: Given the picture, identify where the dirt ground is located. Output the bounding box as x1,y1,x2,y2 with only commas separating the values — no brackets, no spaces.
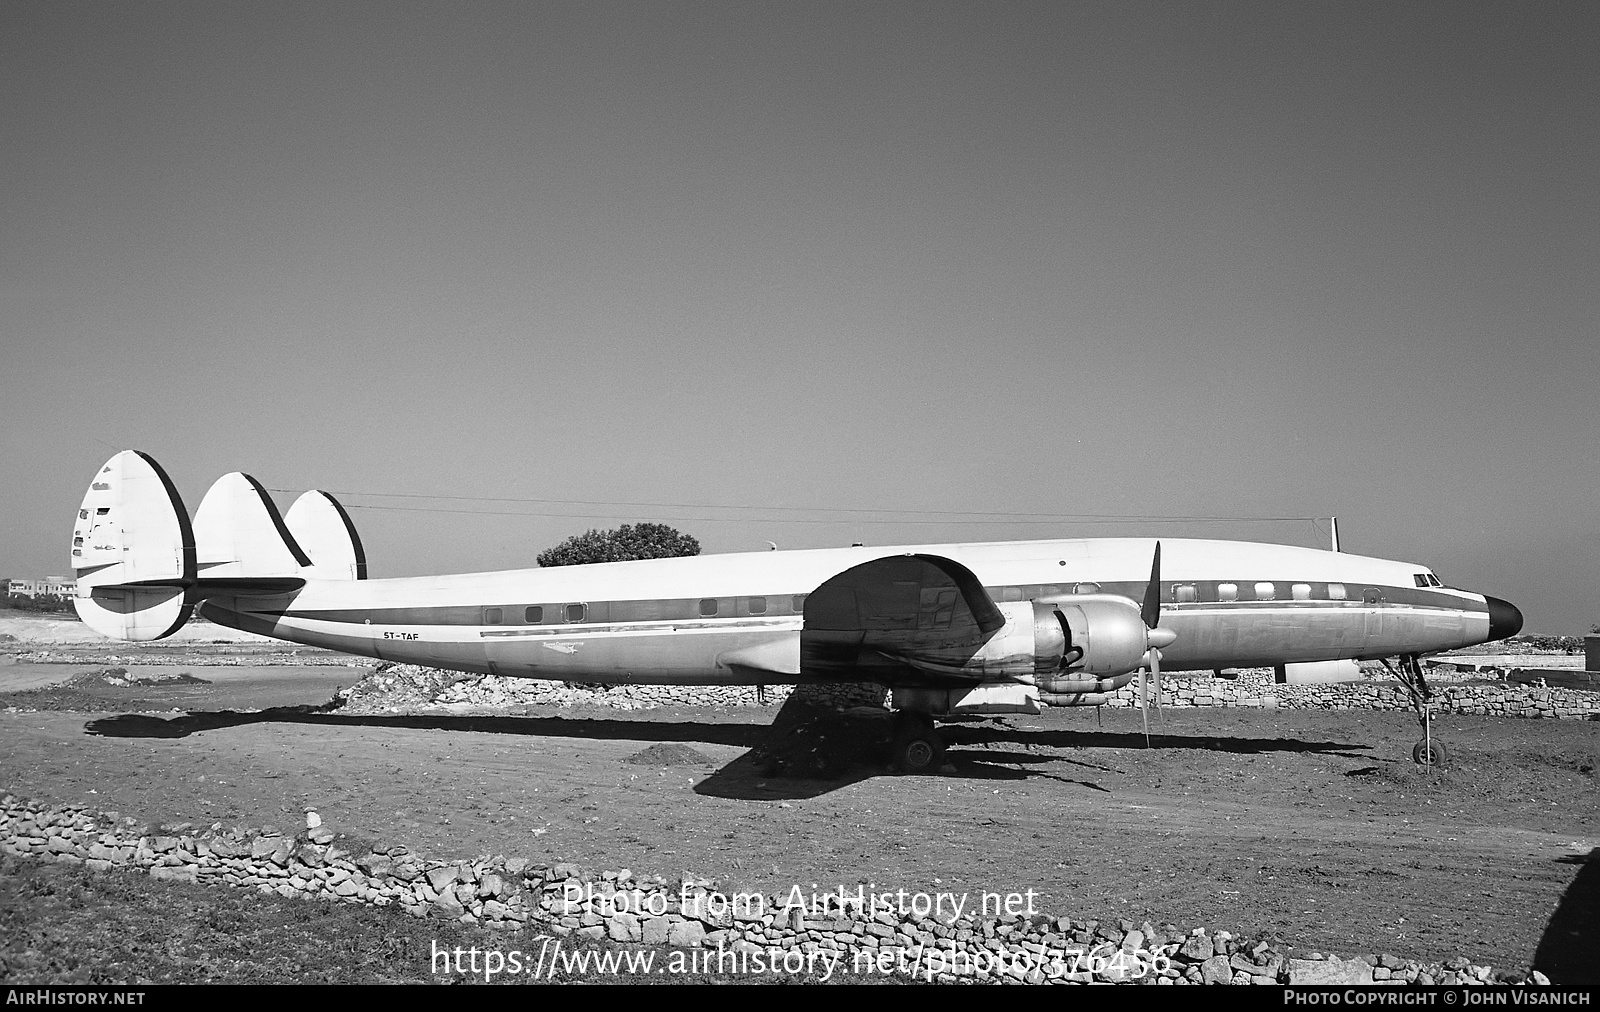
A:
0,613,276,646
1,644,1597,982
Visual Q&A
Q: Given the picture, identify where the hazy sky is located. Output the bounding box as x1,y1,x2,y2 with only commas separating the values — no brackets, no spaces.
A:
3,3,1595,632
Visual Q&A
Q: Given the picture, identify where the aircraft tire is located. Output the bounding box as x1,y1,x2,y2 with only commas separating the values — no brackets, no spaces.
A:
1412,738,1449,767
892,725,946,775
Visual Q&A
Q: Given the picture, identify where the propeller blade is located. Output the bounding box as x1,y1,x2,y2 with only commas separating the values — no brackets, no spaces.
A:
1139,666,1150,746
1151,647,1164,726
1140,541,1162,630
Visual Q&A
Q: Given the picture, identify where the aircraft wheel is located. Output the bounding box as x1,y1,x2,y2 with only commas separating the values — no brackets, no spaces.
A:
1412,738,1449,767
892,724,946,774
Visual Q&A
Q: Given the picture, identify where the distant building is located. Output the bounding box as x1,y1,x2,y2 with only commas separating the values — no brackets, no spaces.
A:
7,577,76,598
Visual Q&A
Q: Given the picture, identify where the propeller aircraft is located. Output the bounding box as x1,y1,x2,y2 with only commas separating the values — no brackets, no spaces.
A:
69,451,1524,771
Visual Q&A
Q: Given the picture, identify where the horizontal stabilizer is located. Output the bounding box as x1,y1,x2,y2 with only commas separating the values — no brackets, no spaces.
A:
83,576,307,597
285,490,367,580
193,472,311,579
71,451,196,640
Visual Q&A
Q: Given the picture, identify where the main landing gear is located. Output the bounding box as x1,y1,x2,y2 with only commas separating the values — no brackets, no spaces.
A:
747,710,950,779
1382,653,1449,767
890,712,947,774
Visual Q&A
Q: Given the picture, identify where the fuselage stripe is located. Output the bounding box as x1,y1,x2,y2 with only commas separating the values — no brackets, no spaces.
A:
274,581,1483,629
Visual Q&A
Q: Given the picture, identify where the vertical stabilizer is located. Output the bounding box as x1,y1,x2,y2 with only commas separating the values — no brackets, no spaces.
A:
285,490,367,580
70,450,196,640
192,473,312,578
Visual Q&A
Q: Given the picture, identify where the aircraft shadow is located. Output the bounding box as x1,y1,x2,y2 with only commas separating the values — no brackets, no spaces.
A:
82,705,770,749
941,723,1373,759
81,698,1369,802
1533,847,1600,984
692,701,1369,800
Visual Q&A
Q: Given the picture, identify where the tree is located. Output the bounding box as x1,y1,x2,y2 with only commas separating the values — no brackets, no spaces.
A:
536,523,700,568
2,593,73,614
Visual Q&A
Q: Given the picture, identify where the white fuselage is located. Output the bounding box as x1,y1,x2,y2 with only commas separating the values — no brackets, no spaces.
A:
198,537,1497,685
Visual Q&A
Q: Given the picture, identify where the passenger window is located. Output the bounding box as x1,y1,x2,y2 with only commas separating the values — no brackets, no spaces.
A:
1175,584,1196,603
484,607,503,625
700,598,718,617
748,596,767,615
1073,582,1100,595
1363,588,1383,605
1218,583,1238,602
565,603,586,623
1327,583,1346,601
525,606,543,624
1254,582,1276,601
1292,583,1311,601
1002,587,1022,602
792,594,806,613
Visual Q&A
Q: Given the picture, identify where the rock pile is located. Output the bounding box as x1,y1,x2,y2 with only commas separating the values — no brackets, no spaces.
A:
0,792,1552,985
338,664,1599,720
339,665,889,713
66,667,211,687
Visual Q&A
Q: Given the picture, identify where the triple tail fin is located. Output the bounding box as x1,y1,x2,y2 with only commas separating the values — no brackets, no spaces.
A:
70,451,367,641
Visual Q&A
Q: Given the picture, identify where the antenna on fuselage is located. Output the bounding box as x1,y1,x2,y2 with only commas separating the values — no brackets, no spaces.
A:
1330,517,1341,553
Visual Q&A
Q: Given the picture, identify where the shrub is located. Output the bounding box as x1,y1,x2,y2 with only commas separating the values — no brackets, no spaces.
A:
536,523,700,567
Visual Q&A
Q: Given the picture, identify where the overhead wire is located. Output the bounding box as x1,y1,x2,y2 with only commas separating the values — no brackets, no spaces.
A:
268,488,1322,527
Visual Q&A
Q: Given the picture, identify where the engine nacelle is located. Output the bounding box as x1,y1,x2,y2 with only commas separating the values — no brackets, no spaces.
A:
908,602,1068,678
1045,594,1152,680
953,596,1153,691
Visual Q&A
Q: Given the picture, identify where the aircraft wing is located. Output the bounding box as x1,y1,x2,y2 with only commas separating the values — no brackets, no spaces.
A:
799,554,1010,687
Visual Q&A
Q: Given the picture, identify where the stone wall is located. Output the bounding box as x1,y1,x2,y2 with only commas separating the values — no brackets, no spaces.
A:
0,792,1549,985
1097,668,1600,720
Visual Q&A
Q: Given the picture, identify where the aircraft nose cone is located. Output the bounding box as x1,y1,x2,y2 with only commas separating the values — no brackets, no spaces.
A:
1486,596,1523,641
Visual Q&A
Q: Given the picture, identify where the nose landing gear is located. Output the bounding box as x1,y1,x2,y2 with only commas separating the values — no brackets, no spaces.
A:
1413,737,1449,767
1383,654,1449,766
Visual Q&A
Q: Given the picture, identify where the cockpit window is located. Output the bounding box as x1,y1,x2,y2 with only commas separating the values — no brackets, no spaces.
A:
1414,573,1443,588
